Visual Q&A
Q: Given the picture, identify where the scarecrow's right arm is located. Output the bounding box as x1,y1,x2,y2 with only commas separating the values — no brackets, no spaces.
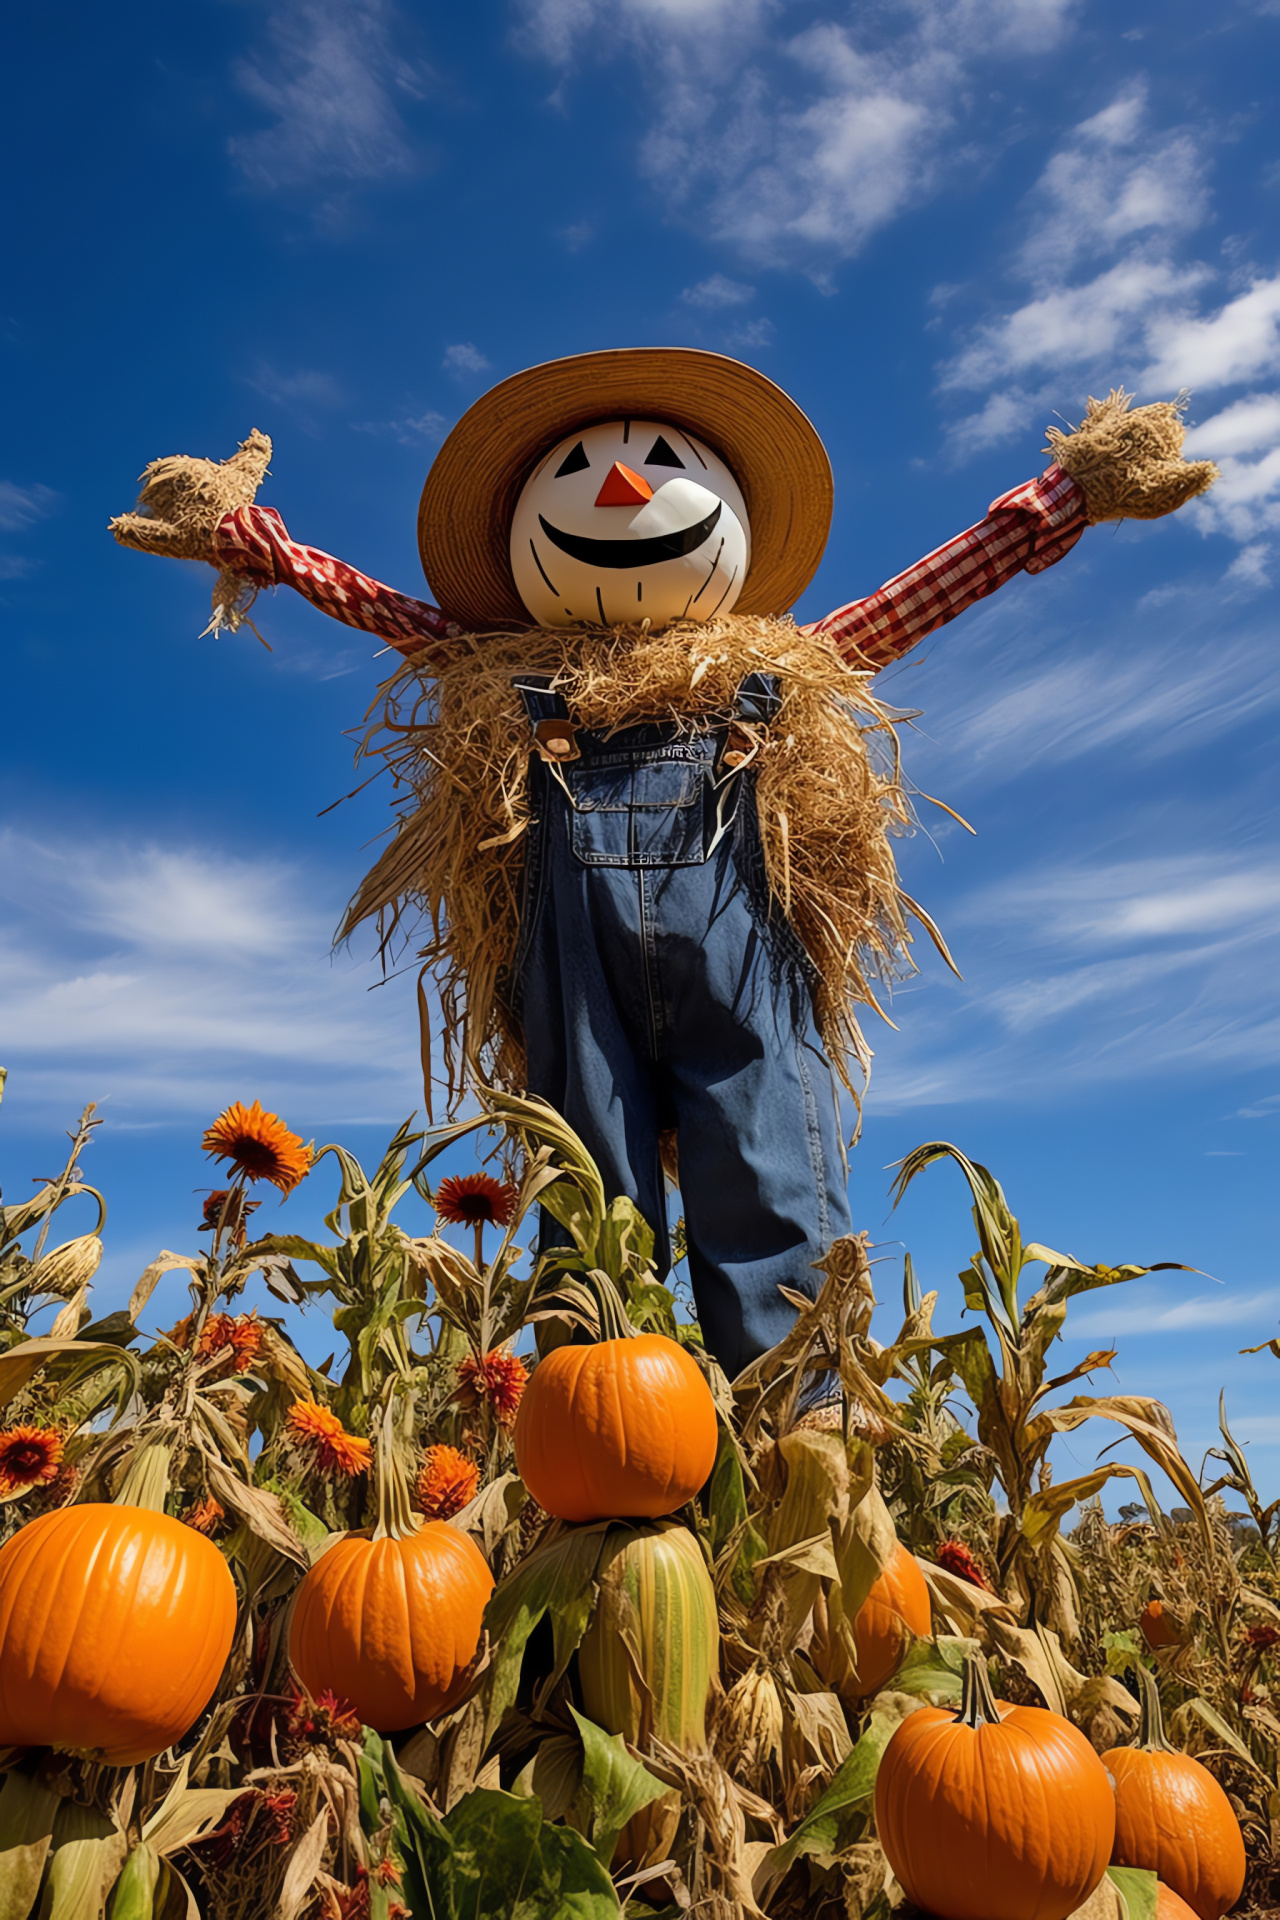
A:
109,431,455,664
808,392,1218,673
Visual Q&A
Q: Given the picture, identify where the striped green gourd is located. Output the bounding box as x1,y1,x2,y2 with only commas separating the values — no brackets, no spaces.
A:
578,1521,718,1750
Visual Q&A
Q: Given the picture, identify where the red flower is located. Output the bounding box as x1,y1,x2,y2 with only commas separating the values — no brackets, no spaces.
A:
0,1426,64,1495
434,1172,516,1229
286,1399,372,1478
285,1686,363,1753
259,1789,297,1847
201,1101,313,1195
935,1539,992,1590
415,1445,480,1520
456,1349,528,1429
198,1188,260,1236
1243,1623,1280,1653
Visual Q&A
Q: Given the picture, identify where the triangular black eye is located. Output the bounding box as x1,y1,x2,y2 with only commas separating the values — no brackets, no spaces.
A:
555,441,590,477
644,435,685,469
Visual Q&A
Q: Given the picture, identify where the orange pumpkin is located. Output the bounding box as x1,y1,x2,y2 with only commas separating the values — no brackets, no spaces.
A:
875,1655,1115,1920
1158,1885,1203,1920
289,1520,493,1732
514,1333,718,1522
852,1544,932,1695
0,1503,237,1765
1104,1667,1245,1920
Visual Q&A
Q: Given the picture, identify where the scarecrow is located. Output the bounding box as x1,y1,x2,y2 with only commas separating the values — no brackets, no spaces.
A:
111,349,1216,1385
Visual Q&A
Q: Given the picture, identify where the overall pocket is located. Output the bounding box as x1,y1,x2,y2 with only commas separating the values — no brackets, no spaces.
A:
566,754,715,868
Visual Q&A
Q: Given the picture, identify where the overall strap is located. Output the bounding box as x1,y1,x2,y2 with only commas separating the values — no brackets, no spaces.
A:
512,673,580,764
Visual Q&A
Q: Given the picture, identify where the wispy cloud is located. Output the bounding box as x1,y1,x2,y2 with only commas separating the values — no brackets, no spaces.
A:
1067,1289,1279,1339
0,481,58,533
0,829,423,1126
230,0,431,194
352,409,451,447
245,363,345,435
516,0,1080,273
442,343,491,379
681,274,755,310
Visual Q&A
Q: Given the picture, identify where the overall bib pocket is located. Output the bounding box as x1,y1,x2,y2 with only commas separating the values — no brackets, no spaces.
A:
566,753,721,868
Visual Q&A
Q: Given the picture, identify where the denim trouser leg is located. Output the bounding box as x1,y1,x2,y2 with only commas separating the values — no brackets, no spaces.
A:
516,730,852,1382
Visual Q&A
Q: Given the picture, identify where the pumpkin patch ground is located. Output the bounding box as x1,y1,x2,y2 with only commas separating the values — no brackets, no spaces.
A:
0,1093,1274,1918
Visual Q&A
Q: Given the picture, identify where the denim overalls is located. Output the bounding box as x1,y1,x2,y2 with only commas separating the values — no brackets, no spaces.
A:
510,676,852,1382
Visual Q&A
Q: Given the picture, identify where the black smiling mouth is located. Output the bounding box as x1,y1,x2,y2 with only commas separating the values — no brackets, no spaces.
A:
537,501,722,570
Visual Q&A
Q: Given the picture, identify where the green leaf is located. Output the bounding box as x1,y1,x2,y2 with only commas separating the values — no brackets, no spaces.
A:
380,1740,457,1920
886,1635,977,1704
107,1845,160,1920
1107,1866,1159,1920
0,1770,61,1920
444,1788,620,1918
39,1801,127,1920
569,1707,669,1867
481,1524,612,1743
754,1702,904,1895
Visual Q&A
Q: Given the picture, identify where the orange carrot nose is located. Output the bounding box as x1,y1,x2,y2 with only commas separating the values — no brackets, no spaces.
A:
594,461,654,507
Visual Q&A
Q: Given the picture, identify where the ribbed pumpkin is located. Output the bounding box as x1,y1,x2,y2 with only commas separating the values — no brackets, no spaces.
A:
578,1523,718,1867
851,1544,932,1695
1158,1884,1203,1920
875,1655,1116,1920
812,1540,932,1700
579,1522,719,1747
0,1503,236,1765
1104,1667,1246,1920
514,1333,717,1522
290,1519,493,1732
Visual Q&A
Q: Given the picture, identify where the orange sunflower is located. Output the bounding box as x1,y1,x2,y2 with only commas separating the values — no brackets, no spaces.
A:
201,1101,313,1195
433,1173,516,1229
0,1426,64,1495
415,1444,480,1520
286,1398,372,1477
455,1349,528,1429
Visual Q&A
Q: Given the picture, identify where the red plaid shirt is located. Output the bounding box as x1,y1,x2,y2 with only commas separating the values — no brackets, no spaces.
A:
213,463,1087,673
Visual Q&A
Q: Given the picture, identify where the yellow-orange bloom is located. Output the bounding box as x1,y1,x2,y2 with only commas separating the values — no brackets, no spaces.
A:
202,1101,312,1195
0,1426,64,1495
286,1398,371,1478
166,1310,265,1376
455,1349,529,1429
415,1444,480,1520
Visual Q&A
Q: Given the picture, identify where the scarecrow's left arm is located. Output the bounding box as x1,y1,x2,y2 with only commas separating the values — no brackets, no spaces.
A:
808,392,1218,672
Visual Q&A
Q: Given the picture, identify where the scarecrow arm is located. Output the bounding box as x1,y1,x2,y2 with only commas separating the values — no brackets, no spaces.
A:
213,505,455,659
811,391,1218,673
809,466,1086,671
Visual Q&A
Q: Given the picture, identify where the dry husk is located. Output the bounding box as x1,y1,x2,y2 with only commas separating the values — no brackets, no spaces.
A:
344,613,933,1115
1046,389,1218,522
109,429,273,637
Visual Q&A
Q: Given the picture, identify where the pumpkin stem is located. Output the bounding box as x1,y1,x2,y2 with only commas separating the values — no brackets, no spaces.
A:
1133,1661,1177,1753
954,1654,1005,1730
584,1267,638,1343
115,1438,173,1513
372,1392,420,1542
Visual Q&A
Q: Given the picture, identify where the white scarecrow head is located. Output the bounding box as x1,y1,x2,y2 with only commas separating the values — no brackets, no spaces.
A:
509,419,750,629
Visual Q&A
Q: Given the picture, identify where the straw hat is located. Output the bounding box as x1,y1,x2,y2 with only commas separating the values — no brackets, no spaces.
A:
418,347,833,630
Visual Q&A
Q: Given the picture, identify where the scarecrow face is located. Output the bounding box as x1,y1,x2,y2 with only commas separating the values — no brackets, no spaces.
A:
509,420,750,629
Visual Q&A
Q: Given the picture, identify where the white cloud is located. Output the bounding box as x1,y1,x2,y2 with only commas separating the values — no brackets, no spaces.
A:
230,0,430,193
246,364,345,420
0,481,58,533
353,409,450,447
516,0,1080,271
681,274,755,309
936,91,1280,567
443,343,491,378
0,829,422,1126
1068,1289,1279,1339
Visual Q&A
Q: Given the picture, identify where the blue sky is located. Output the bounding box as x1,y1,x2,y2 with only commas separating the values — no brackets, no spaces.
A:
3,0,1278,1500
